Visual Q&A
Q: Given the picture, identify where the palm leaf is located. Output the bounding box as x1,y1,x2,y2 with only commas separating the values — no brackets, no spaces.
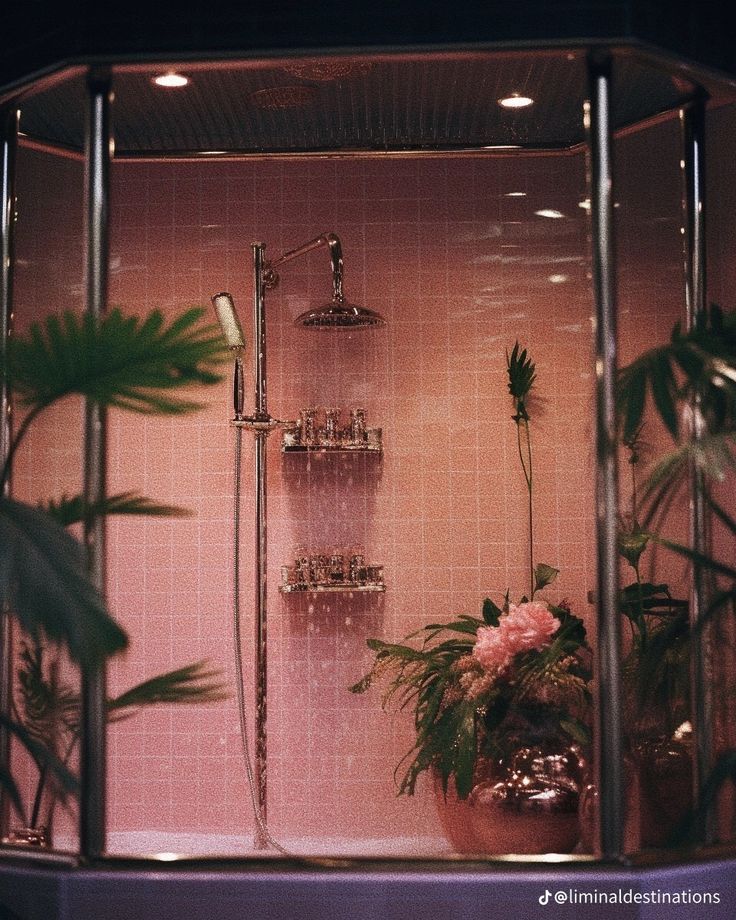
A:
0,713,79,799
0,497,127,665
107,661,227,720
17,640,79,745
654,535,736,582
43,492,190,528
3,306,227,417
617,304,736,444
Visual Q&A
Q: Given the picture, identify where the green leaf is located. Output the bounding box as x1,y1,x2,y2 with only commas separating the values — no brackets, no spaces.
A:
0,713,79,798
506,340,536,422
559,717,591,747
654,535,736,582
482,597,502,626
650,352,678,439
620,364,647,444
454,706,478,799
107,660,227,718
617,525,651,571
43,492,190,528
617,305,736,448
534,563,559,593
0,762,27,823
17,639,80,744
3,306,227,417
0,497,128,666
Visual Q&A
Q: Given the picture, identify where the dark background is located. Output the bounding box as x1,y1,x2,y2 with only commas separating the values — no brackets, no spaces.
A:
1,0,735,90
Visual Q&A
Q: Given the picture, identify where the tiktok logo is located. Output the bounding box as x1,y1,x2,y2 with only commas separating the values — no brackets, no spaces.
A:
539,890,552,905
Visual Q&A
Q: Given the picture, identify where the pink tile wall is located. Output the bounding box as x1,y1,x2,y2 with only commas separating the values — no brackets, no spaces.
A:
105,152,597,847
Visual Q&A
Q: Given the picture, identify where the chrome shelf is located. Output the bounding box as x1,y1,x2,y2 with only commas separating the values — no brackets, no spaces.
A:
279,582,386,594
281,442,382,454
281,426,382,454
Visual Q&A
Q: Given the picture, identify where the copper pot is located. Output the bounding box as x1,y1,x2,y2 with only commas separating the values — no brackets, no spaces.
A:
434,746,582,855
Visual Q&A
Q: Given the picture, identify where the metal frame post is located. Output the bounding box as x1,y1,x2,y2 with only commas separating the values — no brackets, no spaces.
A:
252,242,268,848
0,105,19,839
679,93,715,844
586,51,625,860
80,68,112,860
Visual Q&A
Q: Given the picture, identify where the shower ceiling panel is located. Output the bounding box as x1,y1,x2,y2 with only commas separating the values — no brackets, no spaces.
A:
14,49,735,155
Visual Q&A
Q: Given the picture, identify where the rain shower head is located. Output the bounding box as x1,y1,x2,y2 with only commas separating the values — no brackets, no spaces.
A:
295,299,385,328
261,232,386,328
212,292,245,350
287,232,385,328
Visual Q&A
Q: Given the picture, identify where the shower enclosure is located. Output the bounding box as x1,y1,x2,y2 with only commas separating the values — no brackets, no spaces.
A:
1,33,736,917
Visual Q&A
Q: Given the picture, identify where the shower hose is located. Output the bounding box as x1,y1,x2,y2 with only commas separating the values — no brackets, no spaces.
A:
232,425,289,855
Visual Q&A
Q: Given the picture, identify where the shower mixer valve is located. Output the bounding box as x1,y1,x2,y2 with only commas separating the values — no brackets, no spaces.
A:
231,413,295,434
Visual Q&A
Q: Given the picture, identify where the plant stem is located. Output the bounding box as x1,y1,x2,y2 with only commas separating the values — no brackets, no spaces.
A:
0,406,43,493
631,458,638,522
516,418,534,598
32,730,80,833
29,764,47,830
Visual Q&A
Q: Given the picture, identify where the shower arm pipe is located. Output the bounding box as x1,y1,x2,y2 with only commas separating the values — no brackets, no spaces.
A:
587,50,625,862
264,232,345,302
680,92,715,845
0,104,19,839
80,68,112,861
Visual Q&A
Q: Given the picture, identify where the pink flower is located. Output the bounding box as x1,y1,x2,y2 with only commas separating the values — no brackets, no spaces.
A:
472,601,559,673
501,601,559,654
472,625,510,672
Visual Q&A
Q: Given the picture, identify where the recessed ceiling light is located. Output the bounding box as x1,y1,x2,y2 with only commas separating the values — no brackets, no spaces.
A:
549,274,568,284
505,191,527,197
535,209,565,219
153,72,189,88
498,94,534,109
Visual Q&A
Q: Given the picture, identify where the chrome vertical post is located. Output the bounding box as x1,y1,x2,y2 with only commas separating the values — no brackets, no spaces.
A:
252,242,268,848
0,105,19,838
586,51,624,860
679,93,714,844
80,68,112,860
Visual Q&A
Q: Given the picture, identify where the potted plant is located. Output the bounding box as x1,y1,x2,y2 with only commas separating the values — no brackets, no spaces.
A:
5,636,225,847
615,303,736,846
0,305,227,842
351,343,591,854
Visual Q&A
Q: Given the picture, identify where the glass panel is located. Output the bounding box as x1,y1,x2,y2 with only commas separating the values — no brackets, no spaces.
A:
613,116,692,855
706,100,736,848
6,133,86,855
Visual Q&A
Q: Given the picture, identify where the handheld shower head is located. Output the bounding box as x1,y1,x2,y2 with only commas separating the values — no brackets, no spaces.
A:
212,292,245,350
212,292,246,419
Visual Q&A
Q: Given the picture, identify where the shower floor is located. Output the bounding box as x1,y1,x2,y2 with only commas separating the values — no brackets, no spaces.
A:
58,831,454,858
